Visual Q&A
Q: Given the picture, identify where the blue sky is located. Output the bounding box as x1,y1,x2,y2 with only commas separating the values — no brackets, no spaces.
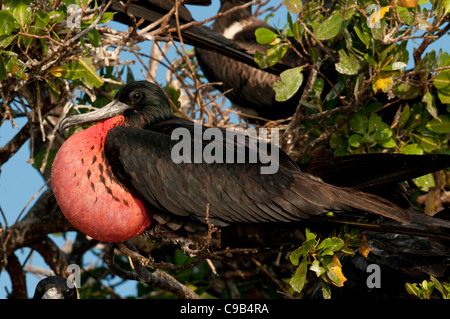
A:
0,1,448,298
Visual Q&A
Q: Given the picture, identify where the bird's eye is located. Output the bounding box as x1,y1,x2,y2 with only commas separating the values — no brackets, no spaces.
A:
130,92,142,102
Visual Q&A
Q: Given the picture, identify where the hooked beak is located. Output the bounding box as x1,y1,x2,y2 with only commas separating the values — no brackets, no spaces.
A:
58,100,130,134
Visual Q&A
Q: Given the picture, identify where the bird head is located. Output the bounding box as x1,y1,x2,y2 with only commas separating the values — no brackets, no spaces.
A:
59,81,174,134
33,276,78,299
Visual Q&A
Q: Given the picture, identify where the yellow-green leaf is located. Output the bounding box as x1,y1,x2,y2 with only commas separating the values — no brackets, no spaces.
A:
274,67,303,102
290,258,309,293
426,115,450,133
283,0,303,14
315,12,344,40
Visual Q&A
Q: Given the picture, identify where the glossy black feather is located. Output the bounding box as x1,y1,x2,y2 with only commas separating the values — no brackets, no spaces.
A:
195,0,304,120
102,86,415,230
110,0,289,76
301,152,450,208
59,81,450,237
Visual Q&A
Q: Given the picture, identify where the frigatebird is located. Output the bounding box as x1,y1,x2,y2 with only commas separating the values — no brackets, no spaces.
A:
51,81,450,243
110,0,288,75
110,0,297,120
33,276,78,299
195,0,306,121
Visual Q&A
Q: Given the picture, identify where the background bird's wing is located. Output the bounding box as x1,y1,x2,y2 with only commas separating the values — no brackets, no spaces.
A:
104,120,412,230
301,153,450,190
110,0,290,75
301,153,450,208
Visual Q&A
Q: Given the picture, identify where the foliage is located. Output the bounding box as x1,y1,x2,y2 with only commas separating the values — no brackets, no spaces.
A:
406,276,450,299
257,1,450,153
256,0,450,206
289,227,369,298
0,0,113,90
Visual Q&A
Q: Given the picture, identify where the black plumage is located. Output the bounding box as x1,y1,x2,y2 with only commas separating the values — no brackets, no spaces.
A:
110,0,287,75
195,0,306,121
59,81,450,234
33,276,78,299
110,0,298,121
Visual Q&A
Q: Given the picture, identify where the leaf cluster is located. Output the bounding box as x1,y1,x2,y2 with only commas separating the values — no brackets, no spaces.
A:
289,227,368,298
0,0,114,92
406,276,450,299
255,0,450,160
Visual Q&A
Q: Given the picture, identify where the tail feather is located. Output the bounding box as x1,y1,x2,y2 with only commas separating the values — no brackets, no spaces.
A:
291,173,412,224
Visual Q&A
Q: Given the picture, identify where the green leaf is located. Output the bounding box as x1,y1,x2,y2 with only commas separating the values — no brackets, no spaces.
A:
354,23,371,48
254,43,288,69
426,115,450,133
445,0,450,14
99,11,116,24
305,228,317,241
35,9,50,29
290,258,309,293
273,67,303,102
396,6,415,25
374,127,393,142
86,28,101,47
315,12,345,40
287,12,302,40
321,282,332,299
33,149,58,170
405,283,421,298
322,255,347,287
398,104,411,128
310,259,326,277
335,50,364,75
317,237,345,253
44,78,61,99
49,8,66,24
290,238,315,265
379,137,397,149
0,11,15,36
437,91,450,104
422,91,438,119
62,58,104,88
401,143,424,155
430,276,450,299
413,133,440,152
342,0,357,20
255,27,278,45
13,4,32,27
283,0,303,14
0,34,14,48
434,70,450,94
349,111,368,134
413,173,435,192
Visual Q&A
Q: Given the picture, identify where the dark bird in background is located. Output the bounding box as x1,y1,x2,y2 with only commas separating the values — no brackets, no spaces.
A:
110,0,299,121
52,81,450,244
33,276,78,299
195,0,306,121
110,0,286,74
110,0,448,125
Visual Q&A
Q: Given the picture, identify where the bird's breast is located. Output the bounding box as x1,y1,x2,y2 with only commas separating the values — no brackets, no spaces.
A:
51,116,152,242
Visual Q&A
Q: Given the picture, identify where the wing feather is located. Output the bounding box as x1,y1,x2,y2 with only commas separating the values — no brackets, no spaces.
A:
104,124,411,229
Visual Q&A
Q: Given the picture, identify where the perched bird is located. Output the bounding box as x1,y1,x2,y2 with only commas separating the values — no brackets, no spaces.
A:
33,276,78,299
195,0,306,121
52,81,450,243
110,0,296,121
110,0,287,75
